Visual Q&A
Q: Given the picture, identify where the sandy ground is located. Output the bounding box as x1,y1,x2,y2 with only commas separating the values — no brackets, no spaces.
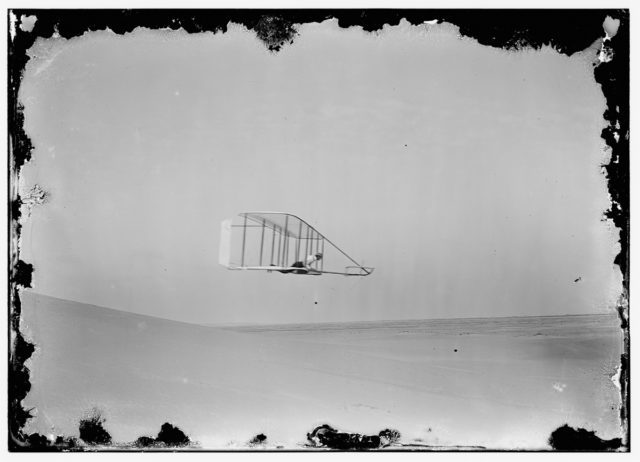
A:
19,291,624,449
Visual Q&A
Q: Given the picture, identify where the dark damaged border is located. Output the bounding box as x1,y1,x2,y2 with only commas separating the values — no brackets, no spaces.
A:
7,9,629,452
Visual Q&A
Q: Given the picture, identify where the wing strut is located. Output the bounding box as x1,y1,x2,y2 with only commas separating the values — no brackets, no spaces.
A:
241,214,247,267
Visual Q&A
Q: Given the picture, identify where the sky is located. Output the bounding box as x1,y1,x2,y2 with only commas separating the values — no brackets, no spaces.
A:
18,19,622,325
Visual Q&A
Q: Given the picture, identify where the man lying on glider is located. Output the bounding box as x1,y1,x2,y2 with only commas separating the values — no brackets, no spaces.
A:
279,252,323,274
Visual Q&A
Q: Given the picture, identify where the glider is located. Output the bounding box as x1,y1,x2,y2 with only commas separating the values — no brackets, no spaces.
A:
219,212,374,276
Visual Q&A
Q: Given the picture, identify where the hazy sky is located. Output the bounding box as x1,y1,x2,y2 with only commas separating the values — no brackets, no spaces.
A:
19,19,622,324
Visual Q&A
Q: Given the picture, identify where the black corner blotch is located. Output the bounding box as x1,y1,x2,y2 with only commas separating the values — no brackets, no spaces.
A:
156,422,190,447
10,432,79,452
134,436,157,448
307,424,400,450
253,15,298,52
379,428,401,446
12,260,34,288
78,409,112,445
548,424,623,451
24,433,57,451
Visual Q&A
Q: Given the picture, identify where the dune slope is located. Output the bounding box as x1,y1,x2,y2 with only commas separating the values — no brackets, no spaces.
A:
20,292,623,449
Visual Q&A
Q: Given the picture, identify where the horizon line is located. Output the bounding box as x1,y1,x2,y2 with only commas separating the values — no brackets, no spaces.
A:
22,290,618,329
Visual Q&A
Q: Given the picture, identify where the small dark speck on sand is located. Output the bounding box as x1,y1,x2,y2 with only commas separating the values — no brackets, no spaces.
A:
454,349,458,352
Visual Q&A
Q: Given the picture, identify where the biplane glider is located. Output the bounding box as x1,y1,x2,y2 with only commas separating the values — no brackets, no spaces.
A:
219,212,374,276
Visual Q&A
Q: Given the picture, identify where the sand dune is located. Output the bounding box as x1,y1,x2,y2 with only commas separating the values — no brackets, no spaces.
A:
20,291,623,449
